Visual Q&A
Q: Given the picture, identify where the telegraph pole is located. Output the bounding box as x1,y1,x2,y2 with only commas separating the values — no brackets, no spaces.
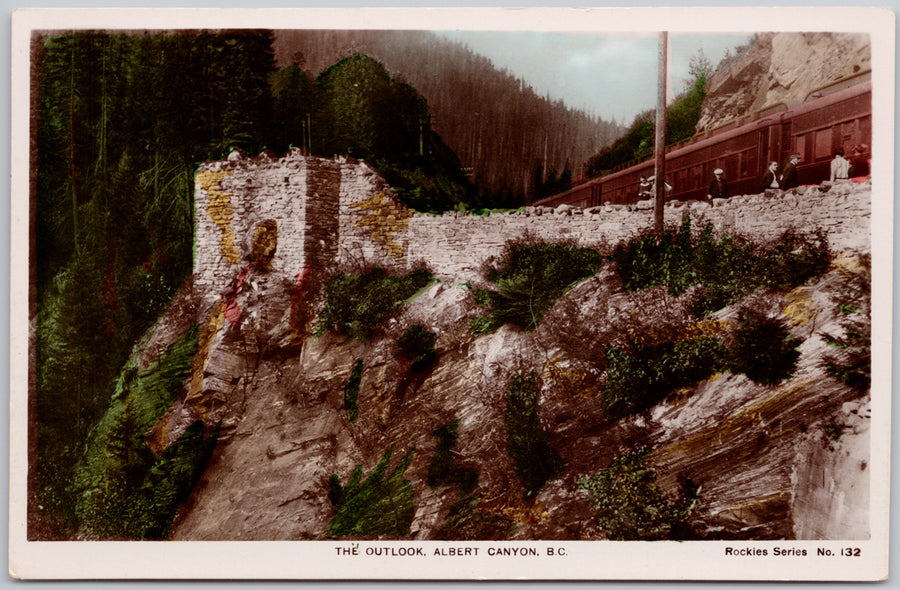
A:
654,31,668,235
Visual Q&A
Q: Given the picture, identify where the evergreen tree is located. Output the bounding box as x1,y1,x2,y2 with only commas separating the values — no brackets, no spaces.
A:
33,30,276,536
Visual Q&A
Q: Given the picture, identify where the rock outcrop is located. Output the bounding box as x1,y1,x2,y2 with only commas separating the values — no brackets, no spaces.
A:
158,240,870,541
697,32,871,134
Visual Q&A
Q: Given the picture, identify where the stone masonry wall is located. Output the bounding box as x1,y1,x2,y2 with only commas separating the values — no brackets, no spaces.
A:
196,150,305,303
338,177,871,284
195,151,872,297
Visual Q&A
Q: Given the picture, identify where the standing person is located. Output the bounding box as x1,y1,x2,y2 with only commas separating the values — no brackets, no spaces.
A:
707,168,730,202
851,144,870,177
637,176,653,200
830,149,851,181
760,161,780,192
780,153,801,190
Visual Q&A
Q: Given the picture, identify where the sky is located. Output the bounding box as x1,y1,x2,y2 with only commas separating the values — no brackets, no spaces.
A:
435,31,754,124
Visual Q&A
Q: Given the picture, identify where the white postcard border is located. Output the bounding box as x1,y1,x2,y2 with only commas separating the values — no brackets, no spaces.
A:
8,6,895,581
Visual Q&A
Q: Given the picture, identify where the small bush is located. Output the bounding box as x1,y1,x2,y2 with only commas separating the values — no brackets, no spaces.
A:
823,423,843,442
343,360,363,423
602,336,728,421
471,243,604,334
316,268,433,342
612,219,831,317
327,446,416,538
579,448,696,540
427,419,478,495
823,255,871,392
728,311,801,386
398,324,437,373
504,372,565,497
758,229,831,293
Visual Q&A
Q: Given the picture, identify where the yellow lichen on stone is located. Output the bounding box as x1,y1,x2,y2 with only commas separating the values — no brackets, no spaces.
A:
187,301,226,423
783,287,817,327
198,169,240,264
351,191,413,258
630,319,731,347
146,415,170,455
542,357,598,400
479,491,549,524
652,378,809,463
831,254,864,275
667,385,696,407
249,220,278,270
681,319,731,340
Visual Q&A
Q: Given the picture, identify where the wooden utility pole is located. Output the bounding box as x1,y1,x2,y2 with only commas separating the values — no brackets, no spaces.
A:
654,31,668,234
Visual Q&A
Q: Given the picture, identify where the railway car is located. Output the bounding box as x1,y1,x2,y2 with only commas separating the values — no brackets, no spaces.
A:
535,81,871,208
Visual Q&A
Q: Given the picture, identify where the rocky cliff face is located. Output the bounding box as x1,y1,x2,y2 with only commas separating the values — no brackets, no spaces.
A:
129,179,872,541
696,32,871,134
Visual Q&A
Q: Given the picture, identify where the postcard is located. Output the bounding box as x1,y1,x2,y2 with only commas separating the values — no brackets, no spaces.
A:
9,6,893,581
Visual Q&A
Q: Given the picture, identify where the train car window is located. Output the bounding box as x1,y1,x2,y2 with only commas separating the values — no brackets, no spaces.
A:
791,133,813,162
792,134,806,160
739,148,756,178
815,128,832,160
726,159,738,180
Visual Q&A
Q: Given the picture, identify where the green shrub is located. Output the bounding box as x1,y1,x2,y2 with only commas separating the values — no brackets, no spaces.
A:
327,446,416,538
579,448,696,540
471,243,604,334
823,255,871,392
601,309,806,420
75,324,218,539
758,229,831,293
504,372,565,497
316,268,433,342
602,336,727,421
728,311,801,386
823,422,843,441
434,494,516,540
343,359,363,423
611,219,831,317
427,419,478,495
398,324,437,373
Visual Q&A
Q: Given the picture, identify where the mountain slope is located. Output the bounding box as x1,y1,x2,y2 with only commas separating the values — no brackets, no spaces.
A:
273,30,624,200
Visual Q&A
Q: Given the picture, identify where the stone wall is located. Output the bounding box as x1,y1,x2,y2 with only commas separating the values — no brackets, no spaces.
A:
195,151,872,295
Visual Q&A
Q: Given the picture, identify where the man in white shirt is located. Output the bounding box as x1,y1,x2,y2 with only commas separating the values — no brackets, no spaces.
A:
830,149,851,181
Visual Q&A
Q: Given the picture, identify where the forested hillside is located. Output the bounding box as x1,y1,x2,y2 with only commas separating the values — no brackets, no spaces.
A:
31,29,543,537
31,31,277,537
273,30,625,201
584,39,758,177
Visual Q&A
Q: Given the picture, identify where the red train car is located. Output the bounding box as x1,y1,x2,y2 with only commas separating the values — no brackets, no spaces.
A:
535,81,871,208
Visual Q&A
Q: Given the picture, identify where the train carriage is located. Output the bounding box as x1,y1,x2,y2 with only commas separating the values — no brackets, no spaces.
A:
534,81,871,208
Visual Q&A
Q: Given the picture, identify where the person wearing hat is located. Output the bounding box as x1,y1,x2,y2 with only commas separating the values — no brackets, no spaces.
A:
780,153,801,190
707,168,730,202
637,176,653,200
